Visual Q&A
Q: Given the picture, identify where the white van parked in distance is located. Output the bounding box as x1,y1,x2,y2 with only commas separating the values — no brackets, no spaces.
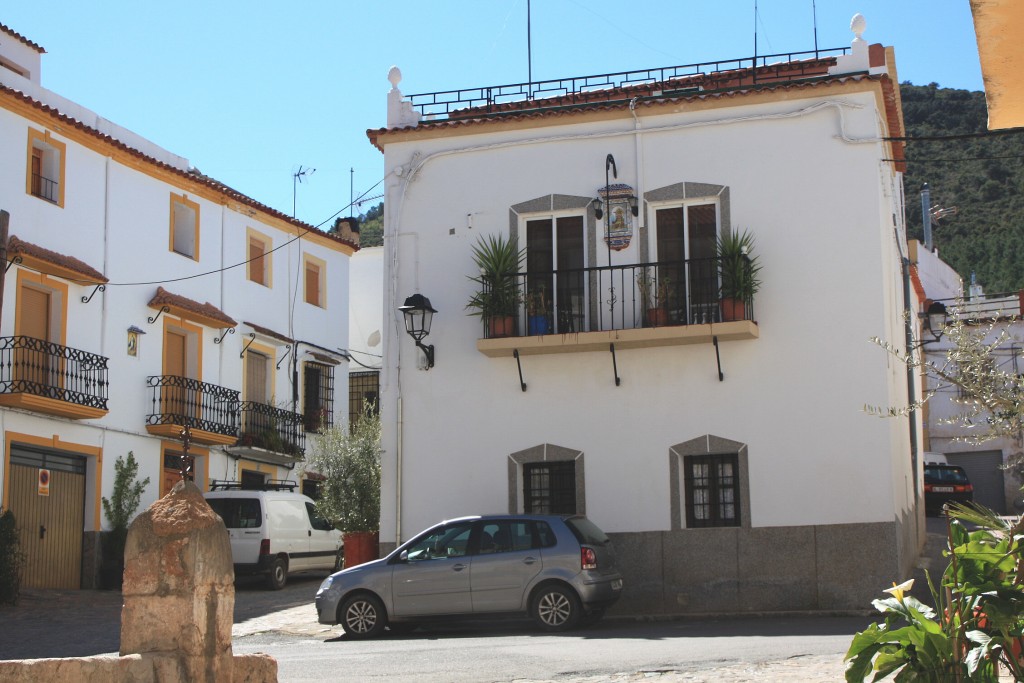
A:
204,480,343,590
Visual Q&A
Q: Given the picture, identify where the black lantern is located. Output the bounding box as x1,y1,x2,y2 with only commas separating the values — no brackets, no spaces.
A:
923,300,948,342
399,293,436,368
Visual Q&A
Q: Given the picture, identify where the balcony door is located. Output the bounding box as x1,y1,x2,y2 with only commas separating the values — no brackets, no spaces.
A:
243,350,271,441
16,286,54,389
163,328,198,424
653,202,719,325
524,215,585,334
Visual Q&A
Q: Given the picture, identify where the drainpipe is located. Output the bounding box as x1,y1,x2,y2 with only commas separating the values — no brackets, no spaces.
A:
396,395,403,545
0,210,8,334
902,257,920,502
921,183,932,252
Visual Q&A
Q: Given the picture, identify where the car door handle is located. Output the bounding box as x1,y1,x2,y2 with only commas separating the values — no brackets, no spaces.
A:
523,557,536,565
452,563,467,572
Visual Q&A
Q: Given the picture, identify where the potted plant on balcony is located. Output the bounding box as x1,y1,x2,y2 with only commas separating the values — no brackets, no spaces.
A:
637,270,671,327
526,283,550,335
717,228,762,322
466,233,524,338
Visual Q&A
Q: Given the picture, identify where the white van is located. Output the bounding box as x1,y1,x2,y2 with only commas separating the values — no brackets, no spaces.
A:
204,482,342,590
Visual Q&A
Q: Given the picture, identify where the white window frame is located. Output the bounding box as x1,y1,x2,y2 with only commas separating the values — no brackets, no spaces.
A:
517,210,589,335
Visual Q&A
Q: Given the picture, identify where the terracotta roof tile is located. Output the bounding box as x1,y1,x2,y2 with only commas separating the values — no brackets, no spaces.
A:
149,287,237,328
244,321,294,345
0,24,45,53
8,235,107,283
0,84,357,251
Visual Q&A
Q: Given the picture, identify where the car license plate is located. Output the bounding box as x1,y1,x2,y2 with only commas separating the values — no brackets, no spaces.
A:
611,579,623,591
932,486,954,493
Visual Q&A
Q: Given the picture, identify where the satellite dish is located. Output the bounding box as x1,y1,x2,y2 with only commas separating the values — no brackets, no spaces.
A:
367,330,381,348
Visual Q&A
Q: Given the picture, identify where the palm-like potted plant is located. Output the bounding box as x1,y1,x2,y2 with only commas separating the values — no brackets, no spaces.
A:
637,270,672,326
717,228,762,321
466,234,525,338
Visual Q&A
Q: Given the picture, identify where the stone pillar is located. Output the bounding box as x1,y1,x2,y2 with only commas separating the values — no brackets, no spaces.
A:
120,480,234,683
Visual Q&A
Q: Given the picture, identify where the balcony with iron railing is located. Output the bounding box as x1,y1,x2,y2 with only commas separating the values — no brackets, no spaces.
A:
146,375,240,446
236,401,306,459
475,258,759,358
30,172,59,204
0,336,109,419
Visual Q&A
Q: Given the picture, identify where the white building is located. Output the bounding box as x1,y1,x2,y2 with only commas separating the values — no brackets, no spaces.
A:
0,23,356,589
369,16,925,614
912,239,1024,514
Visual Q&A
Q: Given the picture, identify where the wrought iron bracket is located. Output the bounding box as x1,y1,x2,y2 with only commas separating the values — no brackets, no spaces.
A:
713,335,724,382
147,305,170,325
513,349,527,392
5,255,22,273
239,332,257,359
214,327,235,345
81,284,106,304
610,343,621,386
276,344,293,369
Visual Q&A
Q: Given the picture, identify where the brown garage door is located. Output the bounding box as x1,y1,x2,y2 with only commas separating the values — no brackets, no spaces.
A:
8,444,86,589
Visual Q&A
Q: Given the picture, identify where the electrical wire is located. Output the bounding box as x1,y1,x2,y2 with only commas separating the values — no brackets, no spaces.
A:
11,177,385,288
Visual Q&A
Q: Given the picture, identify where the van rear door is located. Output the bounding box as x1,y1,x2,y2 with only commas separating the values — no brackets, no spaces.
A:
268,498,311,569
205,496,263,565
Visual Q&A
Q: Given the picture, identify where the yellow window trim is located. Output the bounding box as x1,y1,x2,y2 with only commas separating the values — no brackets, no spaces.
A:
242,340,277,404
14,269,68,346
26,128,67,208
159,440,209,494
246,227,273,288
168,192,201,261
161,316,204,381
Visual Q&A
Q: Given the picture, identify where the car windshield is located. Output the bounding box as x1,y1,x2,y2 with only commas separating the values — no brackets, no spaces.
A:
565,517,610,546
925,467,969,485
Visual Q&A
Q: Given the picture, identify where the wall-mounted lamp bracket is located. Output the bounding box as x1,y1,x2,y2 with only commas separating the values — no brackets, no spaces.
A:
81,284,106,304
239,332,257,359
276,344,293,369
610,343,621,386
713,336,724,381
147,305,170,325
214,327,235,345
5,255,22,273
513,349,527,392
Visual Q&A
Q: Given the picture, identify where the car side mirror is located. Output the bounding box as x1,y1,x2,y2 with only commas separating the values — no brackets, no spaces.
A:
399,550,409,562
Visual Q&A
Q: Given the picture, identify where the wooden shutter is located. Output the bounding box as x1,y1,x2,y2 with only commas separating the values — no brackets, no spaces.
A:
248,237,265,285
305,261,321,306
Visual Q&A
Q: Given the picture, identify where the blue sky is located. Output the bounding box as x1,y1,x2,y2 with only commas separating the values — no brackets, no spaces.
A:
4,1,983,231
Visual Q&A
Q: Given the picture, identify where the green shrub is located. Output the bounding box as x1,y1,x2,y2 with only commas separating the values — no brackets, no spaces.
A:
100,452,150,589
0,509,25,605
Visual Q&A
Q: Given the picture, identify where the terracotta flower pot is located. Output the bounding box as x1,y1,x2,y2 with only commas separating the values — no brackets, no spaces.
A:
487,316,516,338
646,307,669,327
720,298,746,322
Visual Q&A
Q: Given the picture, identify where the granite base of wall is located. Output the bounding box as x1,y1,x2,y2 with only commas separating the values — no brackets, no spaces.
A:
81,531,100,590
0,653,277,683
608,520,907,615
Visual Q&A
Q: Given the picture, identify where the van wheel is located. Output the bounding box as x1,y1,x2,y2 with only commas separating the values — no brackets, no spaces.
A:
333,547,345,572
266,557,287,590
531,584,580,632
340,593,387,638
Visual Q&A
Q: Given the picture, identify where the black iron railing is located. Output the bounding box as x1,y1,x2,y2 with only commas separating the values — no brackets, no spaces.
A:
479,258,755,339
0,336,108,410
30,172,59,203
146,375,239,438
408,48,848,120
238,401,305,456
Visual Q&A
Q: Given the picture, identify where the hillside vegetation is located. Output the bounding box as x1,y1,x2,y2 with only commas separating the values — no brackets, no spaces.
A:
901,82,1024,292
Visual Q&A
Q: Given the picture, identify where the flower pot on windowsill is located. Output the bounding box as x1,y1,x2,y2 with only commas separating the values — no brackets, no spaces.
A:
646,307,669,327
343,530,379,568
720,297,746,322
528,315,550,335
488,315,516,338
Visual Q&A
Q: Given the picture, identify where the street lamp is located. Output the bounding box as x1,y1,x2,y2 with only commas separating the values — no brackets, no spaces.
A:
922,300,948,343
399,293,436,368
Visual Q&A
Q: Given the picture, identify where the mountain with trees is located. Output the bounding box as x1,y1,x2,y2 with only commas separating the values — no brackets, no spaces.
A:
900,82,1024,293
357,202,383,247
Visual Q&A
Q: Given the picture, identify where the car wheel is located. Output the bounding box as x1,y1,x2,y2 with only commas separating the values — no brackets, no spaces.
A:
531,584,580,632
265,557,288,590
340,593,387,639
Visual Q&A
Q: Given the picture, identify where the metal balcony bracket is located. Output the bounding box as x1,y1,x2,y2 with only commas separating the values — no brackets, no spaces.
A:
713,335,724,382
513,349,527,392
80,284,106,304
214,327,235,345
239,332,257,359
276,344,293,369
147,305,170,325
610,343,621,387
5,255,22,273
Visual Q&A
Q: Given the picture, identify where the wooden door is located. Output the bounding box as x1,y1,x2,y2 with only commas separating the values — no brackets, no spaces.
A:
17,287,52,388
244,351,269,437
9,449,85,590
163,330,193,421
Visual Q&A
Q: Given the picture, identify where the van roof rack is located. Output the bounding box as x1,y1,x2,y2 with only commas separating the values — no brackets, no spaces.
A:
209,479,298,492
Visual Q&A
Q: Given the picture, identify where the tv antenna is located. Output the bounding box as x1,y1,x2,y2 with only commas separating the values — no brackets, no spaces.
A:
292,165,315,218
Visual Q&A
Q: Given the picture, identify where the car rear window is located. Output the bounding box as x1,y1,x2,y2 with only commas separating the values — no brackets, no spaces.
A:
206,498,262,529
925,466,970,485
564,517,610,546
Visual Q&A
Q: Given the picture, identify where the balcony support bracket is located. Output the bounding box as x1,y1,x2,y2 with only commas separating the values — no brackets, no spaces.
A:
610,343,621,387
239,332,257,359
713,335,724,382
214,327,235,345
81,284,105,304
5,255,22,273
513,349,527,392
276,344,293,369
147,305,170,325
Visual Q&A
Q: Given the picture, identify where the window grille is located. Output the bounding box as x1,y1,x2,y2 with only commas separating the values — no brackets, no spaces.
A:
684,453,740,528
524,461,576,514
303,362,335,432
349,371,380,425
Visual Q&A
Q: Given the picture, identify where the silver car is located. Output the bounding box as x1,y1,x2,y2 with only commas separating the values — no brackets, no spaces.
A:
315,514,623,638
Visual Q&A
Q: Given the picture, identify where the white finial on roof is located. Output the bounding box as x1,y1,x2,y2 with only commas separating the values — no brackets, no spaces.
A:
828,13,871,76
387,66,422,130
851,13,866,40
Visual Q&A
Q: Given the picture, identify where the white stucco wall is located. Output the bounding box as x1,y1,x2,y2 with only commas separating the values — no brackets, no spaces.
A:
377,82,913,542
